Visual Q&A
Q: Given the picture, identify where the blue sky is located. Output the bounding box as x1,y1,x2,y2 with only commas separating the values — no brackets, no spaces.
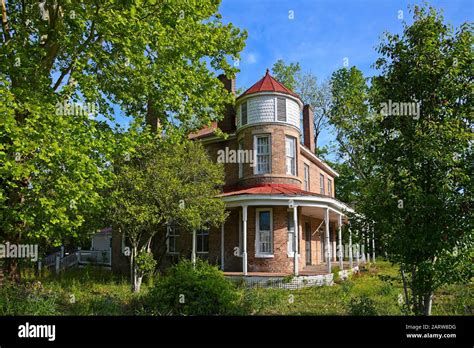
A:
219,0,473,150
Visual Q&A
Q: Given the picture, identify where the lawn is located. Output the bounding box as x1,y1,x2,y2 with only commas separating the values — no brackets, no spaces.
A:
243,261,473,315
0,261,471,316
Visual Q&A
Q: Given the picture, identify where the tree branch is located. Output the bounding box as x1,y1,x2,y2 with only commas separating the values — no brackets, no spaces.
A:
1,0,11,43
52,8,101,91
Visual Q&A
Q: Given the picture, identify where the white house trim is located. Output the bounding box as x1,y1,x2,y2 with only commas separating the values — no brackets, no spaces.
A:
242,205,248,275
222,194,354,215
236,91,303,108
300,145,339,178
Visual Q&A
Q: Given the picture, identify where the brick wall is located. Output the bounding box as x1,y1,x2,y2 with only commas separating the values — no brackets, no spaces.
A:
236,123,302,188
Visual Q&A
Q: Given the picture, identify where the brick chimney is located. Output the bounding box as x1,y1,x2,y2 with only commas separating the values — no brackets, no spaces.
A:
302,104,315,152
217,74,236,133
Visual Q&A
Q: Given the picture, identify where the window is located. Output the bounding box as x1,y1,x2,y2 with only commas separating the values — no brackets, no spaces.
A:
285,136,296,175
196,228,209,253
238,139,244,178
320,174,325,195
277,97,286,121
287,212,295,255
241,102,247,126
167,224,180,254
304,164,310,191
328,179,332,197
255,135,271,174
256,209,273,256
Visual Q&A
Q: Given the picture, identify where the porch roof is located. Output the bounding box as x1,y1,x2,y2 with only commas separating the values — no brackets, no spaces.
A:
220,183,315,197
219,184,354,214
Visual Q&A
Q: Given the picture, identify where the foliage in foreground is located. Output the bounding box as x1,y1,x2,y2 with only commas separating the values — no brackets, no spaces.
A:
0,261,471,316
329,5,473,315
142,259,242,315
110,138,227,293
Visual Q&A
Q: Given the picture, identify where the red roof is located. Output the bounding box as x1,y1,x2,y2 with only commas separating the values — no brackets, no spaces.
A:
220,184,322,197
238,69,301,100
188,122,217,139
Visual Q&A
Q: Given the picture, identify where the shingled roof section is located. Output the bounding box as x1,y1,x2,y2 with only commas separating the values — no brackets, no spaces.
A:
220,183,320,197
188,122,218,139
237,69,301,100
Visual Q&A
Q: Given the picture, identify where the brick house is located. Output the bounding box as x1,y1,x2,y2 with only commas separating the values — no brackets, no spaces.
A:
113,70,365,278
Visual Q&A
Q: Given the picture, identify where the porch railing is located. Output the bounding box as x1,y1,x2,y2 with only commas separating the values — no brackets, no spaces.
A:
59,252,79,271
40,249,111,274
77,250,111,266
43,251,61,268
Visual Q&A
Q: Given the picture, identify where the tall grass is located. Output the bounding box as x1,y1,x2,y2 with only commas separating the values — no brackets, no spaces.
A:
0,261,471,315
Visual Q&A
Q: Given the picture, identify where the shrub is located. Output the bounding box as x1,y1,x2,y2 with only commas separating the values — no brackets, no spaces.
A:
347,295,377,316
144,259,241,315
0,281,59,315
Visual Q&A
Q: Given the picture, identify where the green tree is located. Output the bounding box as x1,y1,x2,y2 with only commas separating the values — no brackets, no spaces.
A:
369,6,473,315
330,6,473,315
110,135,227,292
329,67,375,205
0,0,245,281
271,59,301,91
272,60,331,152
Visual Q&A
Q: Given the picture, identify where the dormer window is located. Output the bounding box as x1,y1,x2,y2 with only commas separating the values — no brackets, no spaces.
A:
277,97,286,122
241,102,248,126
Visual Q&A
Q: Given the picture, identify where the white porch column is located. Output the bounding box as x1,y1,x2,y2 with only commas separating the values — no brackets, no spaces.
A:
325,208,331,273
372,225,376,263
293,205,299,276
242,205,248,276
338,214,343,270
191,229,197,266
366,225,371,263
220,222,225,271
356,239,360,267
348,222,353,269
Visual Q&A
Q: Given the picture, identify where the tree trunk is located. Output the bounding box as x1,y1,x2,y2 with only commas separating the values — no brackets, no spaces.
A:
400,269,410,307
423,292,433,316
130,246,143,293
132,267,143,293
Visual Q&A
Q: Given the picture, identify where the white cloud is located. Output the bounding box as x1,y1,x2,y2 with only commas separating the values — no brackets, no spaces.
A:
247,53,258,64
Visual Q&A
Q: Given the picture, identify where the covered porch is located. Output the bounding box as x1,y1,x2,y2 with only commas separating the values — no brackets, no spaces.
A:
213,188,376,283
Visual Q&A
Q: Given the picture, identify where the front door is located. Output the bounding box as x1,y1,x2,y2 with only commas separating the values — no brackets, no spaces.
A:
305,222,312,265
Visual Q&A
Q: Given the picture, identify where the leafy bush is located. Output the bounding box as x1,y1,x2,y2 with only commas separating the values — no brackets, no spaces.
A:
136,252,157,283
347,295,377,316
144,259,241,315
0,281,59,315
